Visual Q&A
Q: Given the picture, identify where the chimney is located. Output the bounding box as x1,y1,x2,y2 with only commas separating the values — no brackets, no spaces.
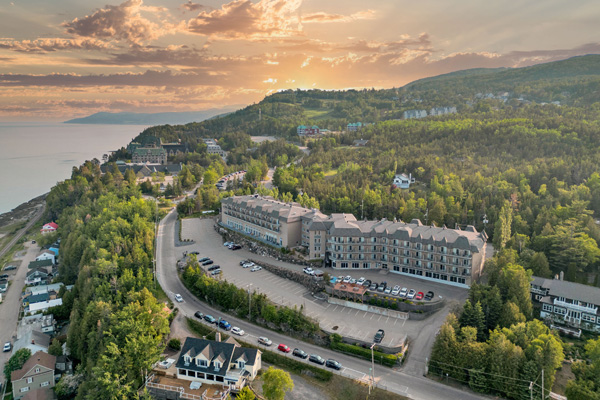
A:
215,332,221,342
559,271,564,281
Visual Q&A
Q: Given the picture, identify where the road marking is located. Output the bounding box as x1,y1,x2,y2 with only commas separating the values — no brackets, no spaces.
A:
386,316,390,323
394,318,398,326
332,305,338,312
370,314,374,320
377,315,382,321
355,309,360,316
363,311,368,318
402,319,407,326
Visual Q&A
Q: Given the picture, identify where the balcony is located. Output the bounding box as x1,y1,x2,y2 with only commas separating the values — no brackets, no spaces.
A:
554,299,598,314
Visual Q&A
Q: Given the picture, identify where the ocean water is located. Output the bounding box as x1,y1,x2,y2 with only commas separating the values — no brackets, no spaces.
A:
0,122,149,214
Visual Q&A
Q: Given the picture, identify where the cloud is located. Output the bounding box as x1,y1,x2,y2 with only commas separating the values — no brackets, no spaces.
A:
302,9,375,23
186,0,302,39
62,0,173,44
181,1,206,12
0,38,113,53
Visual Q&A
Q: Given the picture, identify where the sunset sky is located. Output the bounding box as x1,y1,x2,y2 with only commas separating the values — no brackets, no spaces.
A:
1,0,599,121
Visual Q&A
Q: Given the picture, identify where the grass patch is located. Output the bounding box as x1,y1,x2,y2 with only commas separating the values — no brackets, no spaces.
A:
319,374,408,400
304,109,331,119
153,281,170,304
330,335,399,367
186,317,230,342
0,242,25,268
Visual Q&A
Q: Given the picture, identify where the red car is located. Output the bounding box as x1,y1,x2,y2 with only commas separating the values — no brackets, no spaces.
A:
415,291,424,300
277,344,291,353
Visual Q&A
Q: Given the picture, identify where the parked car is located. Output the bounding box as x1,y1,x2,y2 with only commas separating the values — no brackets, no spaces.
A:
363,279,371,287
384,286,392,294
231,327,244,336
230,244,242,250
198,257,210,263
224,242,232,247
425,291,435,300
190,251,200,255
350,278,357,284
194,311,204,319
204,315,217,324
31,240,36,244
357,277,366,285
0,274,9,279
326,359,342,370
369,282,378,291
415,291,424,300
258,337,272,346
202,260,214,266
250,266,262,272
207,265,220,271
3,342,11,352
219,320,232,330
240,260,248,266
391,285,400,296
377,282,387,292
309,354,325,365
292,348,308,359
174,294,183,302
407,289,416,299
277,344,291,353
342,276,352,283
243,262,255,268
303,267,315,275
374,329,385,343
3,266,16,271
210,269,222,276
399,287,408,298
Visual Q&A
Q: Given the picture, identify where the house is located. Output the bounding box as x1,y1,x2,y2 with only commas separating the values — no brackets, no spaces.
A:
353,139,369,147
207,144,227,159
25,268,52,286
27,283,65,297
531,275,600,333
429,106,457,116
40,222,57,235
392,173,415,189
403,110,427,119
13,331,51,355
162,141,190,157
176,337,261,392
21,388,54,400
55,355,73,378
297,125,321,136
347,122,363,132
19,315,56,335
11,351,56,399
35,251,56,265
202,138,218,146
25,297,62,315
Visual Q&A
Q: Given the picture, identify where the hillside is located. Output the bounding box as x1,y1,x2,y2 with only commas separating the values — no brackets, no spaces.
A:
64,107,239,125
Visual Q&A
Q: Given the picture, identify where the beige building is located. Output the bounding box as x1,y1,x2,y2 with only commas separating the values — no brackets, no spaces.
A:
221,195,315,248
132,147,168,164
11,351,56,399
221,195,488,287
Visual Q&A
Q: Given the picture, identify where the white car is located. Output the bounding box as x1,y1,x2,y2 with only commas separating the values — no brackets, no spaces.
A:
391,285,401,296
342,276,352,283
250,266,262,272
407,289,416,299
399,287,408,298
350,279,357,284
303,267,315,275
384,286,392,294
243,262,255,268
231,327,245,336
224,242,232,247
357,277,366,285
3,342,11,352
174,294,183,302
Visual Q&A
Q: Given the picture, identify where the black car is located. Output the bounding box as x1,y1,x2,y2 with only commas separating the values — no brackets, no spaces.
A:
363,279,372,287
425,291,435,300
3,266,16,271
194,311,204,319
207,265,221,271
374,329,385,343
239,260,248,266
202,260,214,266
190,251,200,255
292,348,308,359
0,274,8,279
204,315,217,324
309,354,325,365
198,257,210,263
326,359,342,370
230,244,242,250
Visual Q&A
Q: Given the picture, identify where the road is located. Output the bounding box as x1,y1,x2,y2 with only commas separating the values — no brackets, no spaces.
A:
0,242,40,387
156,209,489,400
0,204,44,260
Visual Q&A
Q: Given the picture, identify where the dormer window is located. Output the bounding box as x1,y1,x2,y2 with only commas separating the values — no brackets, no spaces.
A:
214,361,221,370
196,358,207,367
184,356,191,365
239,361,245,369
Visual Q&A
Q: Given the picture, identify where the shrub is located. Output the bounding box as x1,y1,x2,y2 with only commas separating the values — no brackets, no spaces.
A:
329,335,398,367
168,338,181,350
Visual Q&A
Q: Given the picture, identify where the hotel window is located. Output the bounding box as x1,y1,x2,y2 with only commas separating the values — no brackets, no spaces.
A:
363,263,370,268
352,263,360,269
341,262,348,268
543,304,553,312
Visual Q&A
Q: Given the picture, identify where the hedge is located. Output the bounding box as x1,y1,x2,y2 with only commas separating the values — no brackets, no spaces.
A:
330,336,398,368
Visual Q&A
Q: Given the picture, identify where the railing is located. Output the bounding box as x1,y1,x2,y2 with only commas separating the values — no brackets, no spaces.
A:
554,299,598,314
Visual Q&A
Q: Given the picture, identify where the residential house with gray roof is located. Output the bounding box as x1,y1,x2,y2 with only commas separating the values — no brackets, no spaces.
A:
11,351,56,400
531,275,600,333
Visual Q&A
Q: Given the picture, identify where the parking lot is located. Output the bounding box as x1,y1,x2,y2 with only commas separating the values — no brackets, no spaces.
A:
181,218,469,353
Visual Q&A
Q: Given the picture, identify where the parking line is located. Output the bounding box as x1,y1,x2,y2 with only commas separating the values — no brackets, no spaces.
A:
377,315,382,321
386,316,390,323
370,314,374,320
402,319,407,326
355,310,360,316
363,311,368,318
332,305,339,312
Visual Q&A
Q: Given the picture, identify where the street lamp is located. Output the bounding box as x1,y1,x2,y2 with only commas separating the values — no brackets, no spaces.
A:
246,284,253,320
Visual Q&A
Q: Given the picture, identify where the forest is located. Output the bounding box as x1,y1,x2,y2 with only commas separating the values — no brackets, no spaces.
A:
44,162,169,399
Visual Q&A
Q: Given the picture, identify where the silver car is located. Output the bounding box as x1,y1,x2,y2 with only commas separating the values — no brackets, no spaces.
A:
407,289,416,299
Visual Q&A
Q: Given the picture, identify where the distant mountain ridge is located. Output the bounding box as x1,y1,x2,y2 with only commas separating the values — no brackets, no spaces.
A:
64,107,240,125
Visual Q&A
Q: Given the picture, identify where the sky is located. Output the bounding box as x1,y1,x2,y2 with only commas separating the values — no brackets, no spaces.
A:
0,0,599,121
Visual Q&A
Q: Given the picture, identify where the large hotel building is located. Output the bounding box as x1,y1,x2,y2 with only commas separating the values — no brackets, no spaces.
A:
221,195,488,287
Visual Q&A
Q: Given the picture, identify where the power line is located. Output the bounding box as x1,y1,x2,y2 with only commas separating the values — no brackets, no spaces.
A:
426,358,538,384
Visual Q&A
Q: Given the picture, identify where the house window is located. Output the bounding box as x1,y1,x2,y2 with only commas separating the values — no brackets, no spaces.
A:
41,382,49,387
239,361,245,369
543,304,553,312
27,377,33,384
363,263,370,269
21,387,30,393
214,361,221,369
35,368,40,373
197,359,208,367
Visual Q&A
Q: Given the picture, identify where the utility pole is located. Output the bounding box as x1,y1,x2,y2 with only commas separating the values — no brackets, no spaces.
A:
541,369,544,400
529,381,533,400
370,343,375,393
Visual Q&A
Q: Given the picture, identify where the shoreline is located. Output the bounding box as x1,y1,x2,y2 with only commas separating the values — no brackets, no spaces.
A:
0,193,47,226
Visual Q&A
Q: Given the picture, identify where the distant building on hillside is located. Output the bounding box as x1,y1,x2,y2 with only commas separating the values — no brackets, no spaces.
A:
40,222,57,235
392,173,415,189
403,110,427,119
207,144,228,160
297,125,321,136
429,106,457,116
353,139,369,147
347,122,363,132
132,147,167,164
162,140,189,157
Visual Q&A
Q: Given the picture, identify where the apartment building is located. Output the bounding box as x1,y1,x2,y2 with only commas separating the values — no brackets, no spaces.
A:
531,275,600,333
221,196,488,287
